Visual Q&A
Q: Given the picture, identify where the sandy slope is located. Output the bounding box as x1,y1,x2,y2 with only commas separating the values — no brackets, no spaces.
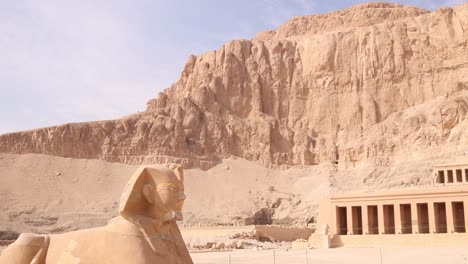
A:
0,152,461,234
0,153,139,233
0,153,330,234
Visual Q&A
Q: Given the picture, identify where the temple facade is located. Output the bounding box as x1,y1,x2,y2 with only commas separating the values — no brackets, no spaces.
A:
309,162,468,247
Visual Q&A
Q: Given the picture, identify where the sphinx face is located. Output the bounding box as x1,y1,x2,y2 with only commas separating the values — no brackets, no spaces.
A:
155,172,186,214
145,171,186,220
120,166,187,222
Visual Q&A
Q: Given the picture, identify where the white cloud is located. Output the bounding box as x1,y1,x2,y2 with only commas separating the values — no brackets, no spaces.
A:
441,0,466,7
292,0,317,13
0,1,163,134
259,0,318,28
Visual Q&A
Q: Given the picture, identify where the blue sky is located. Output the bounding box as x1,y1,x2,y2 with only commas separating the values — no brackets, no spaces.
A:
0,0,465,134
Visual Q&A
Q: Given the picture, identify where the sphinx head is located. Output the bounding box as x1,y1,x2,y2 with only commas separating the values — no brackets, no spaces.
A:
119,164,186,222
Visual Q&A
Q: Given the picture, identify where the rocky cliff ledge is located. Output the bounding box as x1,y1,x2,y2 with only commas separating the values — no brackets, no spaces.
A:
1,3,467,169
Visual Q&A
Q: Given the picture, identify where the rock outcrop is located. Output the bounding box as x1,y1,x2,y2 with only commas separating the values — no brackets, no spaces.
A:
1,3,467,169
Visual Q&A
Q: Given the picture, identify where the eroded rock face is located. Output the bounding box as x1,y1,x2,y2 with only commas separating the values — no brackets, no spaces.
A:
0,3,467,169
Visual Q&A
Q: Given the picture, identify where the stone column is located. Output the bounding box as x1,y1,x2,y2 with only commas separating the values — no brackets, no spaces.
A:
444,170,449,184
394,203,402,234
362,205,369,235
463,200,468,232
463,169,467,183
411,203,419,234
378,204,385,234
347,206,353,235
428,201,436,233
447,201,454,233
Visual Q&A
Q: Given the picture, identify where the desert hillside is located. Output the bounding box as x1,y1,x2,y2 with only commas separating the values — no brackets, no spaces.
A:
0,153,329,233
1,3,467,169
0,2,468,232
0,152,449,234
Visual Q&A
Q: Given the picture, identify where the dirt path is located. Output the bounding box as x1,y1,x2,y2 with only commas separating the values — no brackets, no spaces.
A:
190,247,468,264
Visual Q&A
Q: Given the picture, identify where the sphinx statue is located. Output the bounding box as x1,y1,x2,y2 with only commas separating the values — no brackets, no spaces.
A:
0,164,194,264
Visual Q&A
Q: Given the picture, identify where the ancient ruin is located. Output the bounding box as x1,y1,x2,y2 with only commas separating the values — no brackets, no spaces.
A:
0,165,193,264
310,161,468,248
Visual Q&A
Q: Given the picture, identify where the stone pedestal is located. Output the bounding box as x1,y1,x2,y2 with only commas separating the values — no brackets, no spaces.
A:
322,235,330,248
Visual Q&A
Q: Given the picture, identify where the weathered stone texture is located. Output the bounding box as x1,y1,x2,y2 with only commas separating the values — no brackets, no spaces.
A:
1,3,467,169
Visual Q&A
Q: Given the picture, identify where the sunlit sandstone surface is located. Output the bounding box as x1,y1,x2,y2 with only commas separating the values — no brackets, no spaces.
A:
0,165,193,264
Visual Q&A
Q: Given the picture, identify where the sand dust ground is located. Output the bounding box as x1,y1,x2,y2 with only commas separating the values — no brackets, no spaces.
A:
1,246,467,263
190,247,468,264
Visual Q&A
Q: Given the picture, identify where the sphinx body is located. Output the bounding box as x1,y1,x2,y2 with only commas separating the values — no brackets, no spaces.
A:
0,165,194,264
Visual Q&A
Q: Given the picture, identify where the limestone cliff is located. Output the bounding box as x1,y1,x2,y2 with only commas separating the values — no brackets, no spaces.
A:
1,3,467,169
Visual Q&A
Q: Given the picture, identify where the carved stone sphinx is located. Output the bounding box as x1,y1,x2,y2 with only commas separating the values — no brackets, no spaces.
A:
0,164,194,264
